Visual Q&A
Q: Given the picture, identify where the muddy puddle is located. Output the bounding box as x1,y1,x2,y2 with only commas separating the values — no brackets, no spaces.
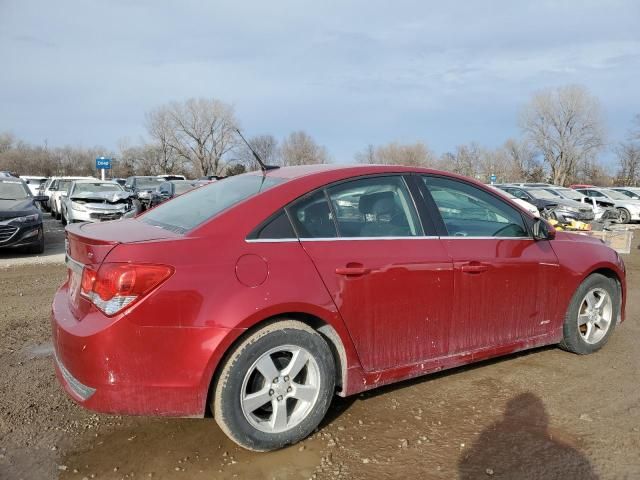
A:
58,418,324,479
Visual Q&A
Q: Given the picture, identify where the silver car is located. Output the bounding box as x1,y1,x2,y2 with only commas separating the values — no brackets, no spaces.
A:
544,187,618,221
61,180,138,225
576,187,640,223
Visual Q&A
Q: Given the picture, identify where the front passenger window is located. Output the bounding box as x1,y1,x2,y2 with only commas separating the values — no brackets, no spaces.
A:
423,176,529,238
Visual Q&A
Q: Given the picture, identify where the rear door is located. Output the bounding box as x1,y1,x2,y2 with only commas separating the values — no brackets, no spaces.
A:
288,175,454,372
419,175,560,353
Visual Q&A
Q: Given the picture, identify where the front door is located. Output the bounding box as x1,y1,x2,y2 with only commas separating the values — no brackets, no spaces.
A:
420,175,560,353
287,175,454,372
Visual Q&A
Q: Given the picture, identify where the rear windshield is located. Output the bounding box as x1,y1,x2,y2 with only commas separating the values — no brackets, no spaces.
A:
141,174,283,233
136,177,164,188
174,182,196,195
74,183,122,194
527,189,558,200
0,180,30,199
555,188,584,200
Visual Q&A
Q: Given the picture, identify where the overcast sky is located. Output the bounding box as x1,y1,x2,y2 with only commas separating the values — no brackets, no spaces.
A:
1,0,639,164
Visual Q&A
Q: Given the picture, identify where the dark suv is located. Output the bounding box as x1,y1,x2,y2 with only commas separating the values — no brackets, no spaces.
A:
123,176,165,210
0,177,46,253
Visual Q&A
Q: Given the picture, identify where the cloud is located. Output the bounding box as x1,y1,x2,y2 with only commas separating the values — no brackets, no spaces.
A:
0,0,639,163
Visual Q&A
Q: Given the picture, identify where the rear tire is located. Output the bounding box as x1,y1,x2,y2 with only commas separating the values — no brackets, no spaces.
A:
559,273,619,355
212,320,335,451
617,208,631,224
61,210,67,226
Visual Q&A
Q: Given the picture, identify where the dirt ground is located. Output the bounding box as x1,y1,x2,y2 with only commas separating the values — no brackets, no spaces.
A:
1,239,639,480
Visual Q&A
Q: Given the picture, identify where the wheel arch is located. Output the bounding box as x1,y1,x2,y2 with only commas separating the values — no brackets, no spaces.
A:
204,311,351,417
583,267,624,321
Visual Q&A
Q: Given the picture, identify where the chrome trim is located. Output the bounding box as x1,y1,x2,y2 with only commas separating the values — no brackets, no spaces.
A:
245,238,300,243
65,254,84,274
299,236,441,241
246,235,535,243
0,225,20,244
55,351,96,401
442,236,534,240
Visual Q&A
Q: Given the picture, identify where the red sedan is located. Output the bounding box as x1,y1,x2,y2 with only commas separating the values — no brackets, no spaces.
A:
52,165,626,451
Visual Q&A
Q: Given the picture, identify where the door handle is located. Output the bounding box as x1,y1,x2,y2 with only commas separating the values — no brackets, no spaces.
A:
460,262,490,274
335,264,371,276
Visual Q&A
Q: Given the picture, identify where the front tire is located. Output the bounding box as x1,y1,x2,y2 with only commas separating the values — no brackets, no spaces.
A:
559,273,619,355
212,320,335,451
24,227,45,254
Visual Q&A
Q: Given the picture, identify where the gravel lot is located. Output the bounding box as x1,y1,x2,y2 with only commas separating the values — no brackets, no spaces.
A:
0,235,639,479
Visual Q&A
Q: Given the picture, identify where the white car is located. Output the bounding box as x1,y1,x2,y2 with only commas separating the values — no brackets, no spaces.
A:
488,185,540,217
49,176,97,220
611,187,640,201
61,180,138,224
576,187,640,224
20,176,48,196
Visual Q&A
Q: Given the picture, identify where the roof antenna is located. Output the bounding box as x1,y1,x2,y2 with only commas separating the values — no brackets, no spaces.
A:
235,128,280,173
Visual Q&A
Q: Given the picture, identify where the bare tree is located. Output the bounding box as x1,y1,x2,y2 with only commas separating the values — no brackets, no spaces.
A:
615,143,640,186
280,131,329,166
519,85,605,186
236,134,280,171
501,138,546,182
356,141,435,167
147,98,238,176
145,109,182,174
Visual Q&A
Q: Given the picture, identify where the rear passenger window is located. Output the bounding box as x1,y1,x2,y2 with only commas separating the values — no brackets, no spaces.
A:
288,191,337,238
248,210,296,240
327,176,422,237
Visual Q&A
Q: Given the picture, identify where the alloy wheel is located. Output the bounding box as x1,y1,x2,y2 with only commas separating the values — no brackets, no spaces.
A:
577,288,613,345
240,345,321,434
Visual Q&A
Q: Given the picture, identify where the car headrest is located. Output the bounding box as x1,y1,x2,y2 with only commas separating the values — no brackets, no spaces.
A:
359,191,396,214
305,201,331,222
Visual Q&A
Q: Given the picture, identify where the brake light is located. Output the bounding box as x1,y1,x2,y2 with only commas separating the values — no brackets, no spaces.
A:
80,263,173,316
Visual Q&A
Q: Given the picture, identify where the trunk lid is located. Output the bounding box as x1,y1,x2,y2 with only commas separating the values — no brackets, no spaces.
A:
65,219,182,319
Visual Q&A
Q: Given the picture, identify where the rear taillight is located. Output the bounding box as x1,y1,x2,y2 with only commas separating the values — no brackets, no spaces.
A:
80,263,173,316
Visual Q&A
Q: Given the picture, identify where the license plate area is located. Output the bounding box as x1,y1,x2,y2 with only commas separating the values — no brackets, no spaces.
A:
66,255,84,309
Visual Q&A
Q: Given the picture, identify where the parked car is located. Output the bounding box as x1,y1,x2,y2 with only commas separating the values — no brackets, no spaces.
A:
123,176,165,210
497,182,554,188
610,187,640,200
544,186,618,222
49,177,97,220
149,180,198,208
157,174,187,181
488,185,539,216
113,178,127,187
575,187,640,224
53,166,626,452
40,177,58,211
20,176,48,196
0,177,46,253
61,180,138,225
496,186,594,222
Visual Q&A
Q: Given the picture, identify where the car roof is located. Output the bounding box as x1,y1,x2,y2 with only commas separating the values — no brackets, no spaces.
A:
72,179,118,184
249,164,457,181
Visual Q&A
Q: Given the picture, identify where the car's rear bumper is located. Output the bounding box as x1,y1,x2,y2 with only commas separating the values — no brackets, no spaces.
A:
51,283,238,417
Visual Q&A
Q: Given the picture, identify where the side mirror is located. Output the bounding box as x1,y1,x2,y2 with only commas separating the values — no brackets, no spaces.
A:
33,195,48,203
533,218,556,241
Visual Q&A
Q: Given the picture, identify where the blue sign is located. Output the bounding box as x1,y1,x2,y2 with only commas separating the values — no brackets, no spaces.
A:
489,174,497,183
96,157,112,169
